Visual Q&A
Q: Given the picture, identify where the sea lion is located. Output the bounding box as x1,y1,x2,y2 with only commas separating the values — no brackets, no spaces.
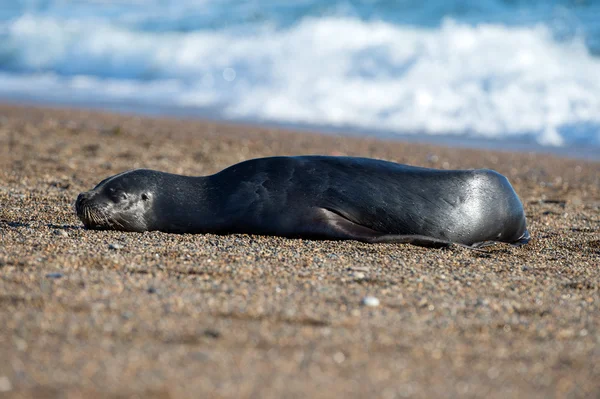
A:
75,156,530,248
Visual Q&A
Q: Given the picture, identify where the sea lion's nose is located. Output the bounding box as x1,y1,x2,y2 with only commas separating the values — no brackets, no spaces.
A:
76,192,91,212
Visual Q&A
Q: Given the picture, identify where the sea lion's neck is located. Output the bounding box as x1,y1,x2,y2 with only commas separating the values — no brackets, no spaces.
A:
150,173,225,233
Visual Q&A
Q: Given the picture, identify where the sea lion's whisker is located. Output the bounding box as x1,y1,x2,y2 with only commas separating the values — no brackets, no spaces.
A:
92,209,102,226
111,218,125,229
101,211,111,227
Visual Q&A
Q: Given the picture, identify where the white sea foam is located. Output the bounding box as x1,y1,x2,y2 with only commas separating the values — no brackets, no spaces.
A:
1,14,600,146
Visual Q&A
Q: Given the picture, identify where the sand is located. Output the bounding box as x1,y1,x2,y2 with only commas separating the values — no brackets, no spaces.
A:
0,103,599,398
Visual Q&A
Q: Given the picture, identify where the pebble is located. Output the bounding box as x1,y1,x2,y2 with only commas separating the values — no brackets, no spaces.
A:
108,243,123,250
427,154,439,163
53,229,69,237
333,352,346,363
361,296,380,307
348,266,370,273
0,376,12,392
350,271,366,280
45,272,64,279
14,338,27,351
204,329,221,339
147,286,157,294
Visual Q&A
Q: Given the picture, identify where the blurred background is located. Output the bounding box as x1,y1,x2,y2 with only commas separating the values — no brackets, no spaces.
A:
0,0,599,155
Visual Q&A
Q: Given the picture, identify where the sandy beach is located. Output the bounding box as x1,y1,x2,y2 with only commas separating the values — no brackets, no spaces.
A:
0,103,598,398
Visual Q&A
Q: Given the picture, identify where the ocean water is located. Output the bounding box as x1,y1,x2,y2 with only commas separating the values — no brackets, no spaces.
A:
1,0,600,154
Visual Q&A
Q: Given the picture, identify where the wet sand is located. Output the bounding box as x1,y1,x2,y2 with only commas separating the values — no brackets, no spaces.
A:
0,103,599,398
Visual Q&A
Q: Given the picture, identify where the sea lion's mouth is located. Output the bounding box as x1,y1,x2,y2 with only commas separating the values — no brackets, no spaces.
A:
77,204,122,230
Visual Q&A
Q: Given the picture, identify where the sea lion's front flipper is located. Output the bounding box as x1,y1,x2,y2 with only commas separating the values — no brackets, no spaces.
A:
317,208,453,248
317,208,384,240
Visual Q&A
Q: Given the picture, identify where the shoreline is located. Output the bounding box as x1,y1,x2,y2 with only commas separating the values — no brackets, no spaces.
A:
2,99,598,162
0,103,599,398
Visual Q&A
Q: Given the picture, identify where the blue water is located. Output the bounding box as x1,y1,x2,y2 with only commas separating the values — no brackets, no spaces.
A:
1,0,600,153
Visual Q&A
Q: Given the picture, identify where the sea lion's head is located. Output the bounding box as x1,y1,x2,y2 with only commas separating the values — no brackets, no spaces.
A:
76,169,156,232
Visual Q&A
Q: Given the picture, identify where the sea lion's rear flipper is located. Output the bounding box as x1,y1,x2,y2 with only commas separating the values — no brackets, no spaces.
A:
512,230,531,246
317,208,453,248
469,230,531,249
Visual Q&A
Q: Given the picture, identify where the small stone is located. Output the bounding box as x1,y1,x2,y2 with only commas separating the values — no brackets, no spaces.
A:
361,296,380,307
45,272,63,279
427,154,439,163
108,243,123,250
147,286,157,294
0,376,12,392
14,338,27,351
348,266,370,273
333,351,346,363
53,229,69,237
351,271,366,280
204,329,221,339
579,329,588,337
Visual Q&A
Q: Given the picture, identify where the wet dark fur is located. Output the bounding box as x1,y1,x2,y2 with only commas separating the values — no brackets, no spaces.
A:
76,156,530,248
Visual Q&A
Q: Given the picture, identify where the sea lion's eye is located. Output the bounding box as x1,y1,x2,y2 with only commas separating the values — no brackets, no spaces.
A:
141,193,149,201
